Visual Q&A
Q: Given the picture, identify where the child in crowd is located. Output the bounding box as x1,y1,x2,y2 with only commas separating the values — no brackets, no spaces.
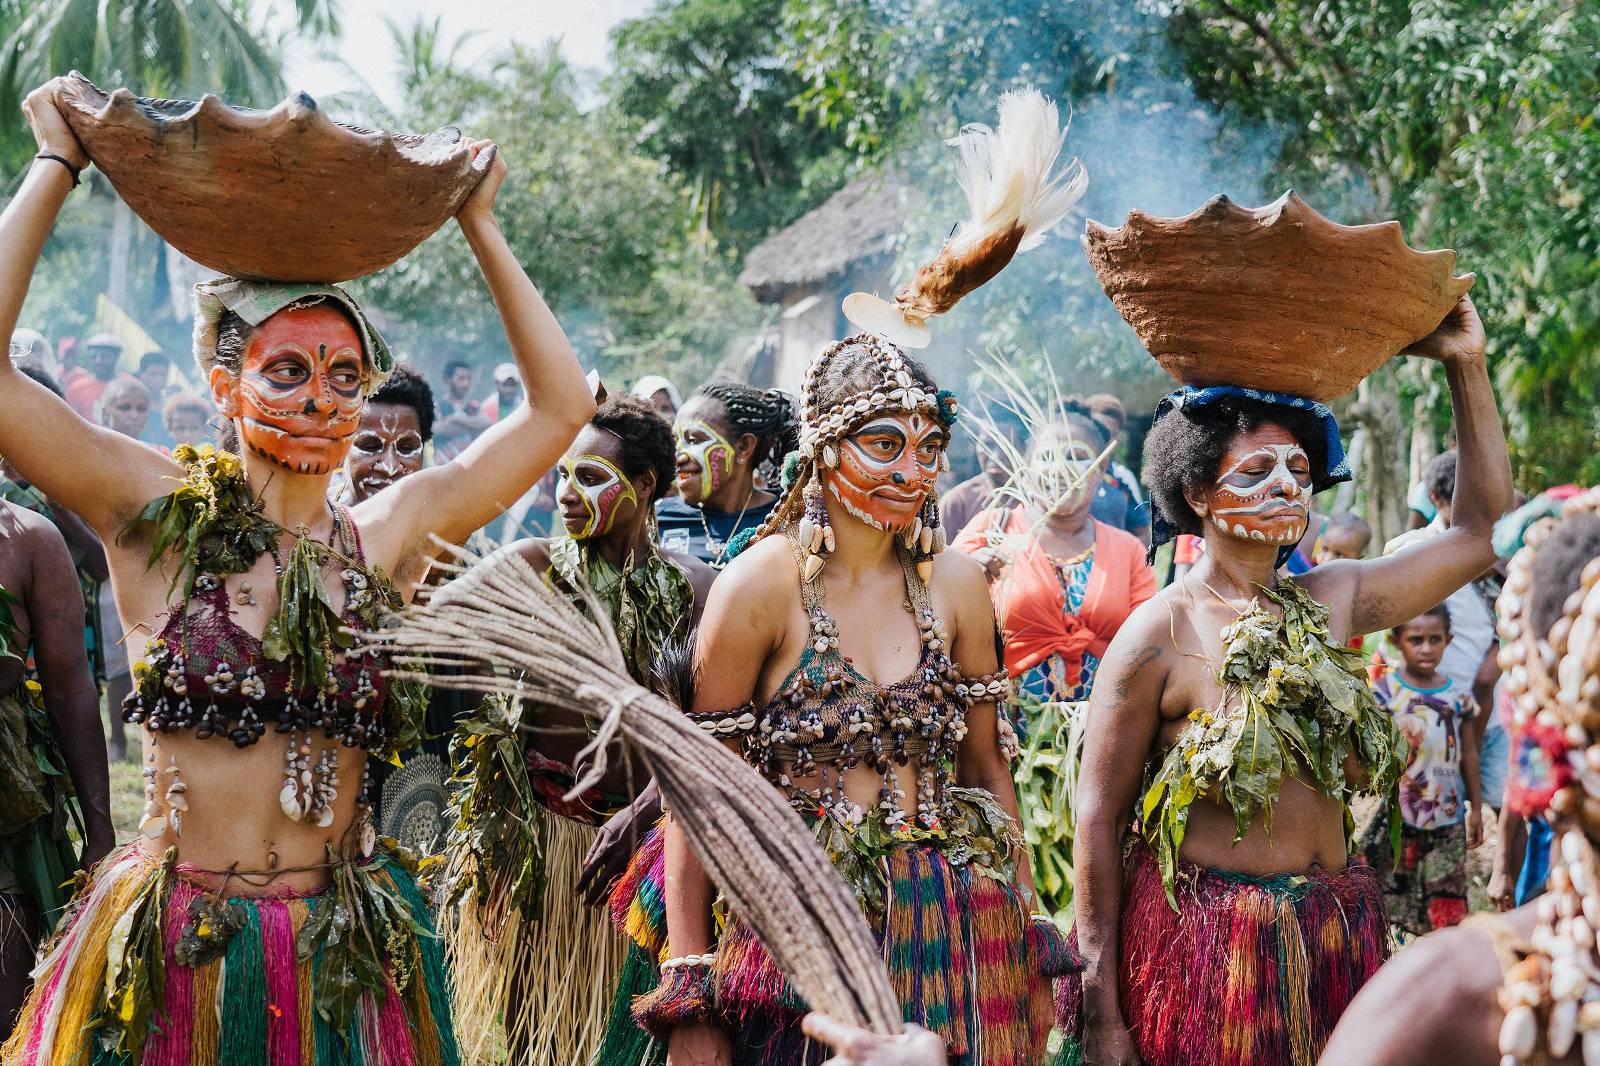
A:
1361,604,1483,938
1313,511,1372,563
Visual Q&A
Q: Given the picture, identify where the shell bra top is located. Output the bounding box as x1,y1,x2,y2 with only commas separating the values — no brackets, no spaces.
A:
687,533,1007,831
122,504,403,755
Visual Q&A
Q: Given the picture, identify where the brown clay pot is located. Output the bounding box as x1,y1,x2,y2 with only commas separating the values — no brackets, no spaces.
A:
1082,192,1474,401
54,72,491,284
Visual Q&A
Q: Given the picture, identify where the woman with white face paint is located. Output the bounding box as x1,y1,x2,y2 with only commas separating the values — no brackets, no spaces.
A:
953,411,1158,705
1066,295,1513,1066
449,395,714,1065
634,335,1065,1066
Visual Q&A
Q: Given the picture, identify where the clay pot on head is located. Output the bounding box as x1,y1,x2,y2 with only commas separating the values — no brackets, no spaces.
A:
1082,191,1474,402
53,72,492,284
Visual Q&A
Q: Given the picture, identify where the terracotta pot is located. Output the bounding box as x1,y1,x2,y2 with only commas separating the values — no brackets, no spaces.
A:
1082,192,1474,401
54,72,491,284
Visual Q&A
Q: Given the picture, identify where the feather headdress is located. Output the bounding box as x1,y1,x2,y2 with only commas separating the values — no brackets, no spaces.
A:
844,88,1087,348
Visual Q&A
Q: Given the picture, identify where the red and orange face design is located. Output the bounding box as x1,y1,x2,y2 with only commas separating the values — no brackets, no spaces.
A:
824,413,944,533
212,305,366,476
1204,431,1312,546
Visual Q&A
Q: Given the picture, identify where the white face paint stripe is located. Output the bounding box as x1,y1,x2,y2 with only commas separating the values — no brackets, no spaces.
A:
1215,443,1310,497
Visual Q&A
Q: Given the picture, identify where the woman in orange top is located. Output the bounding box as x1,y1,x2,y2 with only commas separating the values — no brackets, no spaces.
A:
954,410,1156,704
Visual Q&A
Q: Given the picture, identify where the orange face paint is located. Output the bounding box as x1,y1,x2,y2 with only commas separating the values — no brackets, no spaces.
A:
823,412,943,533
231,305,366,476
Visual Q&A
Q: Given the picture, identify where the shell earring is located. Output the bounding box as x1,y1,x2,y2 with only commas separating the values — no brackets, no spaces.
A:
797,477,833,582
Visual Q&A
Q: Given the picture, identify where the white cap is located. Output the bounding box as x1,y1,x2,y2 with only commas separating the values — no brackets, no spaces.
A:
492,361,518,384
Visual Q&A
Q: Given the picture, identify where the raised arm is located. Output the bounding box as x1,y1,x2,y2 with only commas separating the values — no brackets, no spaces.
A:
661,540,787,1066
1073,605,1170,1066
0,83,178,533
1304,294,1511,637
20,510,113,867
365,143,594,553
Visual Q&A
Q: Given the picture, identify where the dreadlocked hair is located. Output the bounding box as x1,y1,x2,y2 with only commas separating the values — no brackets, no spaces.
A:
694,382,799,470
593,394,676,502
743,334,942,551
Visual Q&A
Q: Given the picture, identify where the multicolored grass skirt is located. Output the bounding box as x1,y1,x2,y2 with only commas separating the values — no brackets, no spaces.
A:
603,822,1053,1065
2,844,459,1066
1055,844,1388,1066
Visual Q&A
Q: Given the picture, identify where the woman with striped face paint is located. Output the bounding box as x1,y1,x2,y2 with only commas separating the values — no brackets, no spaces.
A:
656,384,798,567
1203,433,1313,546
455,396,715,1064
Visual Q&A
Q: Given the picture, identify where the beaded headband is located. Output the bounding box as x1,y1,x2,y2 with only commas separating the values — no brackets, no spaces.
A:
797,332,954,466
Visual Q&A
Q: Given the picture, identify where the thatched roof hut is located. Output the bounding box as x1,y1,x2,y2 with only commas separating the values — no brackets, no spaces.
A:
736,173,907,388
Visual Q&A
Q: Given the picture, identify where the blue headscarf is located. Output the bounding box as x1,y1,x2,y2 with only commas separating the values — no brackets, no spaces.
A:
1148,385,1352,567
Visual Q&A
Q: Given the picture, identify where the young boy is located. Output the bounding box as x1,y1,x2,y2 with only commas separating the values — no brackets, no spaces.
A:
1360,604,1483,938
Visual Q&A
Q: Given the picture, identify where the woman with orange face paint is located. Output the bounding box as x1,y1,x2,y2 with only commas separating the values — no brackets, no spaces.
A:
626,334,1065,1066
0,81,594,1064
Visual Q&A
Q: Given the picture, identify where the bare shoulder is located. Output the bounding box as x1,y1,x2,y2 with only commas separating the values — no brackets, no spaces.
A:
664,549,717,604
1323,925,1503,1065
712,534,796,603
1293,555,1360,603
932,544,987,592
503,536,553,571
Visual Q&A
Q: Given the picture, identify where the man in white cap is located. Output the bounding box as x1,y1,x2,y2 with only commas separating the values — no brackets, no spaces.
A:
62,332,123,419
482,360,522,422
630,373,681,420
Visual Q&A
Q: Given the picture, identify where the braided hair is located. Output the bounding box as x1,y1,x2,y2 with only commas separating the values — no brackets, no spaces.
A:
693,382,799,475
593,394,677,502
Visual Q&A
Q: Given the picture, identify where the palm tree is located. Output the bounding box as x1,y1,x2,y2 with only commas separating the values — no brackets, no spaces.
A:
387,14,479,97
0,0,340,339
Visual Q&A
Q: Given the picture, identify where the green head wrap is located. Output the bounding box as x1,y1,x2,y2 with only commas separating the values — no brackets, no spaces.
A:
192,277,394,392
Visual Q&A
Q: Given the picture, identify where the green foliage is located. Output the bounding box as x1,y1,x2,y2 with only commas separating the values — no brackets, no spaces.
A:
352,42,761,387
608,0,853,249
1164,0,1600,488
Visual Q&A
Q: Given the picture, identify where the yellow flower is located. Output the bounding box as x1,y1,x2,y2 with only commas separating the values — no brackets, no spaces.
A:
23,679,40,695
196,921,212,937
172,443,197,464
197,442,216,459
215,452,241,478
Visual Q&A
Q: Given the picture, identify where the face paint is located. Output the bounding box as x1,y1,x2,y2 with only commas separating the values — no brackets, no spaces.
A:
557,454,638,540
824,413,943,532
345,404,426,502
1206,441,1313,545
232,306,366,476
674,419,735,503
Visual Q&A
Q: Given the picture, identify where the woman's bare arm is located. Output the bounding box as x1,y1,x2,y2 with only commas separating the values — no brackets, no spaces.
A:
20,508,113,865
946,550,1036,902
1073,603,1170,1065
0,84,178,533
364,144,594,555
1303,295,1511,636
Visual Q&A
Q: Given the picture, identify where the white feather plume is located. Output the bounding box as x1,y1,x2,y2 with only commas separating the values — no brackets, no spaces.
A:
947,88,1087,256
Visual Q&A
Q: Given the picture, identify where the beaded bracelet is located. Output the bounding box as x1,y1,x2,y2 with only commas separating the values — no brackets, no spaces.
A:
957,670,1010,704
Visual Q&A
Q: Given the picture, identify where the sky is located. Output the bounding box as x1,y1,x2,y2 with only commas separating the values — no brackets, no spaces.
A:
276,0,655,112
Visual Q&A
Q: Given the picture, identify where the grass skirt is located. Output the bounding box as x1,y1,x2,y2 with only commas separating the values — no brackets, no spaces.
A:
1055,844,1388,1066
2,844,459,1066
605,795,1053,1065
445,810,627,1064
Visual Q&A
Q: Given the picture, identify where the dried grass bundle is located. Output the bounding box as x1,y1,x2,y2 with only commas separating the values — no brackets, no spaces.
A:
366,545,905,1036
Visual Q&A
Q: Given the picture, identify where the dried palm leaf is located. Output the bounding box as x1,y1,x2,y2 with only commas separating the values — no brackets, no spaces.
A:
364,545,905,1035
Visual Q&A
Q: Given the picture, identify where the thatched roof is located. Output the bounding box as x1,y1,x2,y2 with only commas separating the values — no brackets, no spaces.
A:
739,173,907,302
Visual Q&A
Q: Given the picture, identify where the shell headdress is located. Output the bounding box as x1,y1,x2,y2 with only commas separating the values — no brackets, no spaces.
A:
53,72,491,284
1083,192,1473,402
1494,486,1600,1064
842,88,1086,349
